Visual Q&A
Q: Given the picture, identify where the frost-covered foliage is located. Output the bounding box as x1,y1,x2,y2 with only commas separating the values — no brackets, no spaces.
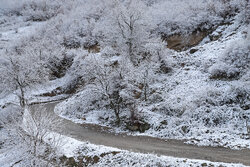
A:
222,38,250,73
49,0,174,123
55,20,250,149
0,48,49,107
0,0,28,11
61,48,169,124
209,28,250,80
242,0,250,24
0,105,63,166
1,0,250,158
151,0,247,36
95,0,156,65
3,0,245,69
0,0,67,21
208,62,240,80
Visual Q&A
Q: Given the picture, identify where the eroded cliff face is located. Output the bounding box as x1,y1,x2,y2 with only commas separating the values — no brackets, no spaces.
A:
165,30,208,51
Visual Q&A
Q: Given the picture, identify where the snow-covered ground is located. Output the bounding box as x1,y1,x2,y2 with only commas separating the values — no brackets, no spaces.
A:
0,1,249,166
0,132,248,167
58,135,249,167
55,22,250,150
0,75,71,108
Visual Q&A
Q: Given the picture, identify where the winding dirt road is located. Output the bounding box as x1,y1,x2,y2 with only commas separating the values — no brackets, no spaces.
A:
31,101,250,166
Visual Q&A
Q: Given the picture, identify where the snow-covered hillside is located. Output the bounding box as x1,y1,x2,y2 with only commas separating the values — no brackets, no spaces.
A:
55,20,250,150
0,0,249,166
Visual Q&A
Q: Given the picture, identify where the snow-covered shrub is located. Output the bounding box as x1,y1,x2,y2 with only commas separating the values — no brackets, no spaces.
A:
69,54,128,124
1,0,67,21
209,34,250,80
62,35,82,49
209,62,240,80
61,76,83,94
8,0,105,56
55,88,102,120
95,0,152,65
151,0,246,37
12,30,75,80
60,14,100,50
194,83,249,109
49,55,74,79
57,46,167,125
0,0,27,15
223,40,250,71
241,70,250,82
191,105,241,128
48,0,107,51
21,0,63,21
241,0,250,24
228,85,250,110
101,46,119,57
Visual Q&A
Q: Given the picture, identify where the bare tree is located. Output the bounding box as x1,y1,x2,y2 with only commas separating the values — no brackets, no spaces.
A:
81,55,129,124
0,49,49,108
0,105,63,166
97,0,152,65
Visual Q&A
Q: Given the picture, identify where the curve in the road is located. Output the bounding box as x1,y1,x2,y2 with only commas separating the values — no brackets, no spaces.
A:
31,102,250,166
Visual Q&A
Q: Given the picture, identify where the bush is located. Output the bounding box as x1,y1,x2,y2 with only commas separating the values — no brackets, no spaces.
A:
48,54,74,79
21,0,63,21
151,0,246,38
223,40,250,71
209,35,250,80
242,1,250,24
209,63,240,80
1,0,65,21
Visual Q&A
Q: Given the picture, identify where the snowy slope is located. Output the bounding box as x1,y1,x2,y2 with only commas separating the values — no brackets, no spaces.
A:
55,21,250,149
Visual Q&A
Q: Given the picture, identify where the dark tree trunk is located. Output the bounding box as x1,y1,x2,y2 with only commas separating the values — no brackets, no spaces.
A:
19,87,26,108
144,84,147,101
115,109,121,125
110,100,121,125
